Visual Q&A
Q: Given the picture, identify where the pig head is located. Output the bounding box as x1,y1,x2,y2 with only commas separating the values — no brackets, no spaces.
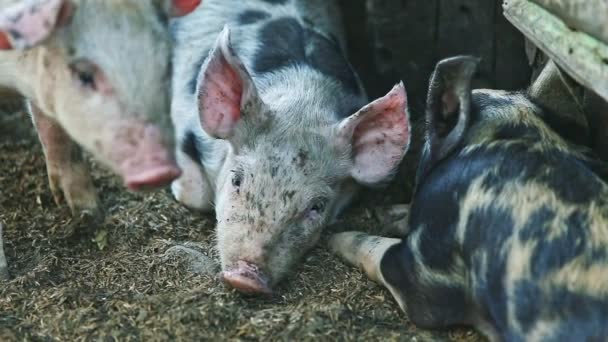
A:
194,28,411,294
0,0,202,191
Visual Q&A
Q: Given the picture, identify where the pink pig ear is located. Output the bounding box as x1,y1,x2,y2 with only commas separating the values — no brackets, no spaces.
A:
169,0,201,17
337,83,411,186
0,0,74,50
197,26,262,139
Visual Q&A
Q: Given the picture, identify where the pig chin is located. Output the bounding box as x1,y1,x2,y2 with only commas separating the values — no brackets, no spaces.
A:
95,123,181,191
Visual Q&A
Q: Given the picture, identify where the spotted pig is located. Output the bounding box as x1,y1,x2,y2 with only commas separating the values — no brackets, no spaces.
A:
170,0,411,294
330,56,608,341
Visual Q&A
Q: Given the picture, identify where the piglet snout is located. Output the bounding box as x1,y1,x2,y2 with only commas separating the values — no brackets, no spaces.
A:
220,260,272,295
118,125,182,191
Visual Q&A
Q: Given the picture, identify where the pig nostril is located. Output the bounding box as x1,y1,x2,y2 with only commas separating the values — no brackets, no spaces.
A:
220,261,272,295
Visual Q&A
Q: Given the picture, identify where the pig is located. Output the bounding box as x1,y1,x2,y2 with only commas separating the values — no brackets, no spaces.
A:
330,56,608,341
170,0,411,294
0,0,204,218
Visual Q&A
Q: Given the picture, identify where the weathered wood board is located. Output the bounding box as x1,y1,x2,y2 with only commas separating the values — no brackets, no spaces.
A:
503,0,608,102
530,0,608,45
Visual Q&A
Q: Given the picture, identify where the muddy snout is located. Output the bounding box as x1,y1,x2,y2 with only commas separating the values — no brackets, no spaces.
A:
115,125,182,191
220,260,272,295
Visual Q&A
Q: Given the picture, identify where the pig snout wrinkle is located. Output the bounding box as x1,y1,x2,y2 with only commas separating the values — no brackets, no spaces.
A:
220,260,272,295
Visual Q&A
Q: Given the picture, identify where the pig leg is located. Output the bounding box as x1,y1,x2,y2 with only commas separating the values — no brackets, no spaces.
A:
30,104,100,217
171,150,214,211
329,231,473,331
373,204,410,237
0,223,8,280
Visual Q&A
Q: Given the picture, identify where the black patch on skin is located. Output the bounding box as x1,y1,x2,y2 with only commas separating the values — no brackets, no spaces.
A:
294,149,308,168
512,280,542,333
513,281,608,338
381,242,469,328
465,142,604,204
259,0,288,4
520,209,587,278
463,206,515,334
238,10,270,25
254,18,305,74
304,27,361,95
270,165,279,178
254,18,360,95
493,123,542,141
181,131,211,165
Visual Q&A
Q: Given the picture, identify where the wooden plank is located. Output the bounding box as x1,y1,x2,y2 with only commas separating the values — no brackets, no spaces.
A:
366,0,438,117
503,0,608,102
495,1,531,90
437,0,496,89
530,0,608,45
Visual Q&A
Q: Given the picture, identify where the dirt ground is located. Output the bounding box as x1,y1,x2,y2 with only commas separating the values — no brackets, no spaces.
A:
0,105,483,341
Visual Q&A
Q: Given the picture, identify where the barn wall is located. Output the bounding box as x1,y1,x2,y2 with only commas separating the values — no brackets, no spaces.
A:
339,0,532,118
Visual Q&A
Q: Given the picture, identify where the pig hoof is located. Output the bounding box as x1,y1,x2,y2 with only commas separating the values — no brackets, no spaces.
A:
56,210,104,238
220,261,272,295
374,204,410,237
163,243,218,276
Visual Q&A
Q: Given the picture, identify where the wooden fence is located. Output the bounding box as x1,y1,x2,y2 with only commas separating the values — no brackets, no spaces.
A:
339,0,532,118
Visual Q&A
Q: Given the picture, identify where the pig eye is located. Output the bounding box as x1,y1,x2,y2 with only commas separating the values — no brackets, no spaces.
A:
69,59,98,91
309,199,328,215
231,173,243,187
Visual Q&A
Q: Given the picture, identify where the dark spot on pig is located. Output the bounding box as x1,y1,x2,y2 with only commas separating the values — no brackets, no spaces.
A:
254,18,360,96
8,29,21,40
153,2,169,26
239,10,270,25
526,210,587,278
181,131,201,165
493,123,540,141
254,18,306,74
512,280,541,332
304,27,361,95
518,206,555,241
281,190,296,204
295,149,308,167
259,0,287,4
381,243,469,328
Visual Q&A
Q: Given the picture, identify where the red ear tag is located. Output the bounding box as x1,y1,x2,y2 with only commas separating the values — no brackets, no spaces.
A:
172,0,201,17
0,32,12,50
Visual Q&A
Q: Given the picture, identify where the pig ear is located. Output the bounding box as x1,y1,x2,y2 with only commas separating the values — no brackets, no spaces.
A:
0,0,74,50
337,83,411,186
197,26,262,139
168,0,201,17
426,56,479,165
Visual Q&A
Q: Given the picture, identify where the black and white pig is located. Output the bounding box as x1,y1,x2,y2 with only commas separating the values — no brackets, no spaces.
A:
330,56,608,341
0,0,202,279
170,0,411,294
